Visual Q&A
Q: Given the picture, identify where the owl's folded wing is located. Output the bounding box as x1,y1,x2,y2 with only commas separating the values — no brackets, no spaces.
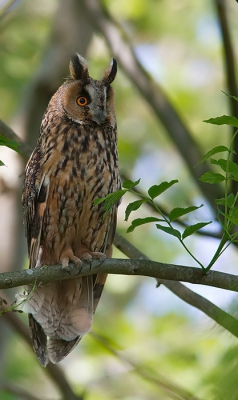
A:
22,147,49,269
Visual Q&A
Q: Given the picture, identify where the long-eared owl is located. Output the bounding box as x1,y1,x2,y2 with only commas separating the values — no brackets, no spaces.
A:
21,54,121,367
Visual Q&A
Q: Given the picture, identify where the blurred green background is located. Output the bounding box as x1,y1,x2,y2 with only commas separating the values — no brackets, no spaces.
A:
1,0,238,399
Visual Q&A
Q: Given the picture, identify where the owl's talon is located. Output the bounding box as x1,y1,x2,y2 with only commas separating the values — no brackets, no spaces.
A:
61,258,69,270
91,251,107,261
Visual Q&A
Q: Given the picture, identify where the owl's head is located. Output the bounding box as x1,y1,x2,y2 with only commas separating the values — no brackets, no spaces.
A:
52,53,117,127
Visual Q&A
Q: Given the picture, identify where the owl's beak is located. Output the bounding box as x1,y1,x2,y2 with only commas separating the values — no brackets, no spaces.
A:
92,107,106,124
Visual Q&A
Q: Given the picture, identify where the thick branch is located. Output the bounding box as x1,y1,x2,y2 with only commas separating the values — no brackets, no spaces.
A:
81,0,222,209
1,258,238,293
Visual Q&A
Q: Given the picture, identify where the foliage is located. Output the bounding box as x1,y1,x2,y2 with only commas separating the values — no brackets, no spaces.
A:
95,108,238,273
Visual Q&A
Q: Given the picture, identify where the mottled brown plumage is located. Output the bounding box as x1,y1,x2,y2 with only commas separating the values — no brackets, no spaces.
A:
22,54,120,366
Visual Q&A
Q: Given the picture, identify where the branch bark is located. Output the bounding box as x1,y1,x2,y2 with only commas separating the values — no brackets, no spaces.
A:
1,257,238,293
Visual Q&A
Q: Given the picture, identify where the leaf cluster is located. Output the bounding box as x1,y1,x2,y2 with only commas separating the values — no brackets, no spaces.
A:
94,99,238,273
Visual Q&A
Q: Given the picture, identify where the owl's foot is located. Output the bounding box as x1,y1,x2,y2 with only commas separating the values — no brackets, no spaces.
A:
60,246,106,272
77,246,106,263
60,246,82,271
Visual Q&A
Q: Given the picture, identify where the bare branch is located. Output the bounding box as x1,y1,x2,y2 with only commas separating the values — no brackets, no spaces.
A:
114,232,238,338
81,0,222,210
214,0,238,115
214,0,238,195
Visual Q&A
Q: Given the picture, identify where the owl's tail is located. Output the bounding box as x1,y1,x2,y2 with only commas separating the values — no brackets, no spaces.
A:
20,276,94,366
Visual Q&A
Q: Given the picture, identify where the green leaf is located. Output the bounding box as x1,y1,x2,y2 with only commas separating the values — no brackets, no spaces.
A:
220,213,238,226
218,207,238,226
122,179,140,189
182,222,212,240
211,158,238,181
199,171,226,184
126,217,161,233
203,115,238,128
0,160,5,166
148,180,178,199
125,199,147,221
93,189,127,209
215,193,235,207
199,146,230,164
169,205,203,222
221,91,238,102
156,224,181,239
0,135,20,152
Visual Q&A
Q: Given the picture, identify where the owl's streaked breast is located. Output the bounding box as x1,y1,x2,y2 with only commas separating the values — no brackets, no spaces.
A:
39,118,120,265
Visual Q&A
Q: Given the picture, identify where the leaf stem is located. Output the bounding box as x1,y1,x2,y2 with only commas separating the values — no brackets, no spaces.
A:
150,199,205,269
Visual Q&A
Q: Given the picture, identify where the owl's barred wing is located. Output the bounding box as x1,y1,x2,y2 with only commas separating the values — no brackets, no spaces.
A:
48,336,82,364
29,315,49,367
22,147,49,269
29,313,82,366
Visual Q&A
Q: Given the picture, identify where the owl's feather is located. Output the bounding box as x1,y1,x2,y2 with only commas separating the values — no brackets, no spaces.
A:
22,54,120,366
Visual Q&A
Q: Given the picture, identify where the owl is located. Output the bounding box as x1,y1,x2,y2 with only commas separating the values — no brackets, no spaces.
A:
22,53,120,367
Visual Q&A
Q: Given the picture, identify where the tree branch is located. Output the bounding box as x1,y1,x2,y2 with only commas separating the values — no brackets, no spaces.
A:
1,257,238,293
114,232,238,338
81,0,222,210
214,0,238,195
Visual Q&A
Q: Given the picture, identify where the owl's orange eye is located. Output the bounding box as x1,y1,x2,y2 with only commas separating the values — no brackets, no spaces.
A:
76,96,88,106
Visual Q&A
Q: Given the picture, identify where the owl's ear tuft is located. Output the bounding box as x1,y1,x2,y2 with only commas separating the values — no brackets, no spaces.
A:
69,53,89,80
103,58,117,84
